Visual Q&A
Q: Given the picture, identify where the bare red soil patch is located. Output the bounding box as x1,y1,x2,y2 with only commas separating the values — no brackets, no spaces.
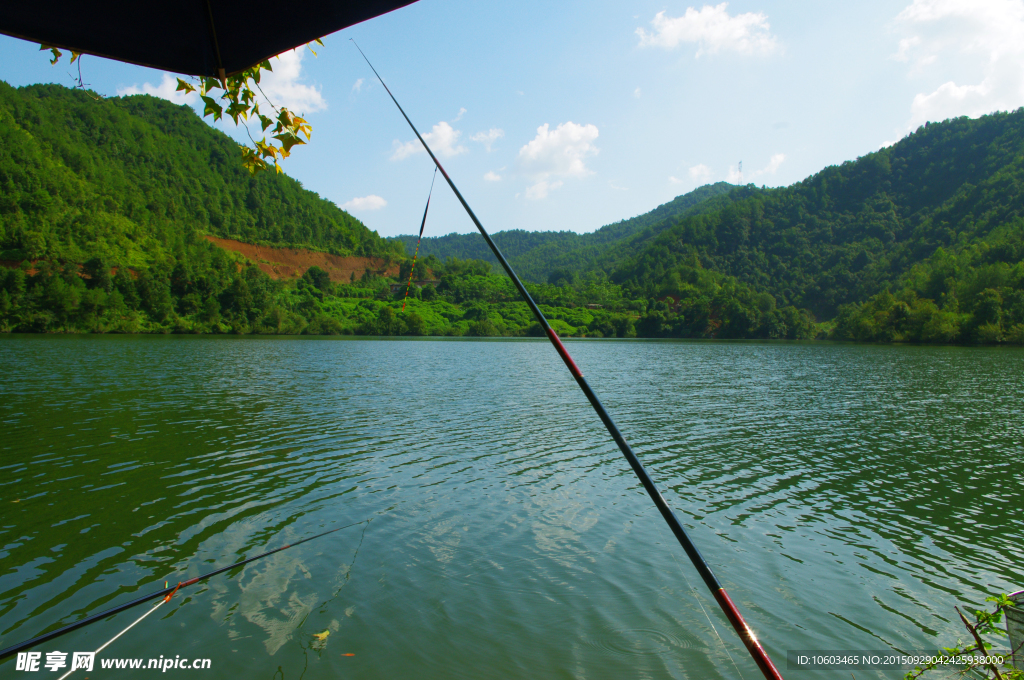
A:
205,236,399,282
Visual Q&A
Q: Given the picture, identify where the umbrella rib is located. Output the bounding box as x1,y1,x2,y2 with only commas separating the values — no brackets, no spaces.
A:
203,0,227,84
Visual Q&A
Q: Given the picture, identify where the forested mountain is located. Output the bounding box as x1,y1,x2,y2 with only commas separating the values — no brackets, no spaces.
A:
613,111,1024,317
0,81,398,266
0,79,1021,344
390,182,735,283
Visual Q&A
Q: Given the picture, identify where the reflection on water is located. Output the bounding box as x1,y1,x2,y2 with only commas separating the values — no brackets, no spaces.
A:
0,336,1022,679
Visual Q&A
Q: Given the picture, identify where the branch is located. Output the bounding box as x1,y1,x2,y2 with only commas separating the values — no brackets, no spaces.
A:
957,606,1004,680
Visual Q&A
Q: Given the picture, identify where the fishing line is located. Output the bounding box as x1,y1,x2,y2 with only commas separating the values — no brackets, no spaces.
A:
296,518,374,671
402,167,438,311
351,39,784,680
0,519,371,660
668,541,747,680
54,597,170,680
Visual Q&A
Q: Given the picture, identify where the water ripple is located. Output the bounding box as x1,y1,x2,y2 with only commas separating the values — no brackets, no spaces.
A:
0,337,1021,679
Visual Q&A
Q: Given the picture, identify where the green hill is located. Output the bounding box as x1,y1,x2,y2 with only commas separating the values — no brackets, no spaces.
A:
610,110,1024,342
615,112,1024,314
0,81,398,266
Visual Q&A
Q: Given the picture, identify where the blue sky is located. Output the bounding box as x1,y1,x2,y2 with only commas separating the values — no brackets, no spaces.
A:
3,0,1023,238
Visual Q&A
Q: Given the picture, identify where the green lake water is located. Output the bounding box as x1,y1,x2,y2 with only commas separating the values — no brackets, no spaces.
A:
0,336,1022,679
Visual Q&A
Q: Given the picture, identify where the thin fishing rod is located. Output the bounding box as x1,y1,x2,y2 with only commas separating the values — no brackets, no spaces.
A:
403,167,438,311
352,40,784,680
0,520,368,660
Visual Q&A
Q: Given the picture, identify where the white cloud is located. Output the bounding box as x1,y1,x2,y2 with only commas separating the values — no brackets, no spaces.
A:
894,0,1024,127
688,163,714,182
754,153,785,176
518,122,599,179
392,121,467,161
516,122,598,199
118,73,197,105
120,49,326,118
341,195,387,211
893,36,921,62
252,49,326,114
517,121,599,199
879,131,912,148
636,3,779,56
634,87,642,98
453,107,467,122
525,180,563,200
471,128,505,151
669,176,685,184
484,171,502,181
352,78,364,93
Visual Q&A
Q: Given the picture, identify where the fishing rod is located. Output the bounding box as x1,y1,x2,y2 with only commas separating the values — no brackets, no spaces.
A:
0,519,369,661
402,167,438,311
352,40,784,680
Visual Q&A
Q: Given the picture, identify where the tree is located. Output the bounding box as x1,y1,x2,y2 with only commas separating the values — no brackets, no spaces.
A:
114,269,140,310
376,306,401,335
83,256,112,292
404,312,426,336
138,271,174,321
303,266,332,293
219,276,254,322
467,319,497,336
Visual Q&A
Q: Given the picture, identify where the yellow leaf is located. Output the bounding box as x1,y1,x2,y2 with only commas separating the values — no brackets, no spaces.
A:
41,45,62,65
273,132,306,155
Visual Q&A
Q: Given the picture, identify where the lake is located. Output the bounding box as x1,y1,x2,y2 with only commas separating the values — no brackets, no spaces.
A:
1,336,1022,679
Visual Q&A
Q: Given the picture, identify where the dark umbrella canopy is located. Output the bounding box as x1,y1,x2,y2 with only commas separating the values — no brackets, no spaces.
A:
0,0,417,78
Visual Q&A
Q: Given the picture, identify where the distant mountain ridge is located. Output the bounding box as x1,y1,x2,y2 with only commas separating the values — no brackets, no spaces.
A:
389,182,736,283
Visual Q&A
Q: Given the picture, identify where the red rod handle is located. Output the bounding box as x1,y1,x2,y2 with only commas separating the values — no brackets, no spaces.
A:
714,588,784,680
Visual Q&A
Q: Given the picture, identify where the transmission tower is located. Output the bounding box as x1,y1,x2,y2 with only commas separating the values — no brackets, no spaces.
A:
738,160,743,184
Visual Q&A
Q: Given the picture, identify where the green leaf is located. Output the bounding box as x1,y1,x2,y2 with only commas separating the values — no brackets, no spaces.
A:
226,101,248,125
200,96,223,121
